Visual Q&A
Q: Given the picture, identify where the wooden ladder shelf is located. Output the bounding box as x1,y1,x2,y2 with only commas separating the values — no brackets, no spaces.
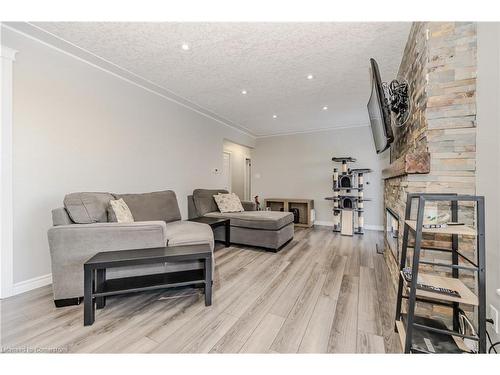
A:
394,193,486,353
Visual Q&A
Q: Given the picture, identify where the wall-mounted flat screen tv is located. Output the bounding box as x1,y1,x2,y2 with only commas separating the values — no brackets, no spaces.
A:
367,58,394,154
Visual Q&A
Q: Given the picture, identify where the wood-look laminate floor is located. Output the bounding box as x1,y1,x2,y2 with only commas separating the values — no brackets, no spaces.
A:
0,227,401,353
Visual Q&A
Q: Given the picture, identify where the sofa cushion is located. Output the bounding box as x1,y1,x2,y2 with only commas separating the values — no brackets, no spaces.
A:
63,192,114,224
192,189,228,216
114,190,181,223
212,222,294,249
205,210,294,231
165,221,214,251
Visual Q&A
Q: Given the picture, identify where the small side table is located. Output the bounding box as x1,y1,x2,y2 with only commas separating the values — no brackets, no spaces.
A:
188,217,230,247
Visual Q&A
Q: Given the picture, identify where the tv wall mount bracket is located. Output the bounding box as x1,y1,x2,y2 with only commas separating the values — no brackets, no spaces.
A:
383,79,411,127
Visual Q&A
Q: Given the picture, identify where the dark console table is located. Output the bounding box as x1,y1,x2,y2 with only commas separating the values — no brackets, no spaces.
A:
188,217,230,247
83,244,212,326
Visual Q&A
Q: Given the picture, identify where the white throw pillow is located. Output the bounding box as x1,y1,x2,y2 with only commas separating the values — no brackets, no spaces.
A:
213,193,244,213
109,198,135,223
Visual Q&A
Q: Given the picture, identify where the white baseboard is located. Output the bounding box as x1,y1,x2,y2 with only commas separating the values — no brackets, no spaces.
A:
12,273,52,296
313,220,335,227
314,221,383,231
366,225,384,231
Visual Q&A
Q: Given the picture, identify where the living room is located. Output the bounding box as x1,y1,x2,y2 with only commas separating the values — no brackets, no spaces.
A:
1,0,500,372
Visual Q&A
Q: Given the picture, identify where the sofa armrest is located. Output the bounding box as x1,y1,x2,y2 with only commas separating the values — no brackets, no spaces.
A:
48,221,167,248
241,201,257,211
52,207,73,226
47,221,167,300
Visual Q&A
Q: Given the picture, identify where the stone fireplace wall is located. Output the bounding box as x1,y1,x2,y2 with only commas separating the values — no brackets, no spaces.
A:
391,23,429,160
384,22,477,299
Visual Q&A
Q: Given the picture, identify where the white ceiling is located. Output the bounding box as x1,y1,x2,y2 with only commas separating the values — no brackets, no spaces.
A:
32,22,411,137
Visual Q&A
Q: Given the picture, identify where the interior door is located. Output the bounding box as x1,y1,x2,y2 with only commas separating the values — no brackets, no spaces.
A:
244,158,251,201
222,152,231,192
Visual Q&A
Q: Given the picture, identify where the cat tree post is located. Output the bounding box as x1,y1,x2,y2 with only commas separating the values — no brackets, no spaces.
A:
325,157,372,236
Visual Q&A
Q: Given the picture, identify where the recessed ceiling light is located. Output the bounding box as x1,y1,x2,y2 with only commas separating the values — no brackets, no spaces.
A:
241,89,247,95
307,74,314,80
322,106,328,110
181,43,190,51
272,115,278,119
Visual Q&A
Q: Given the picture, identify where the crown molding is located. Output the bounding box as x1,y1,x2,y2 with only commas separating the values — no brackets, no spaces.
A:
2,22,256,139
255,123,369,138
2,22,373,140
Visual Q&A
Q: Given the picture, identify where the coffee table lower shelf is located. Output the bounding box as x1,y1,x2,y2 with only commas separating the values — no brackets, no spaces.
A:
94,270,205,297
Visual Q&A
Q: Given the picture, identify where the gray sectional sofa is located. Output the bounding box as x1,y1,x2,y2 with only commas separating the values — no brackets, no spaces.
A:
188,189,294,251
48,190,213,306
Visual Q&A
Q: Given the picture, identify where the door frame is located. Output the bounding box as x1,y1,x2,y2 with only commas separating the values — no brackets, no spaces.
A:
222,151,232,193
244,158,251,201
1,44,17,298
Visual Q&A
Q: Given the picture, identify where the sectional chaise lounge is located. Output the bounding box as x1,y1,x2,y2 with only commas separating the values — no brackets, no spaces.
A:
47,189,294,306
188,189,294,251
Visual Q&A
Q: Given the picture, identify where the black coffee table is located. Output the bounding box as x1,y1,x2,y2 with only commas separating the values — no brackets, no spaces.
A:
83,244,212,326
188,217,230,247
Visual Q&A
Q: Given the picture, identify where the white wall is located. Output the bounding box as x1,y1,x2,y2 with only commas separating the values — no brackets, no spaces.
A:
477,22,500,342
2,27,255,285
252,126,387,229
223,140,252,200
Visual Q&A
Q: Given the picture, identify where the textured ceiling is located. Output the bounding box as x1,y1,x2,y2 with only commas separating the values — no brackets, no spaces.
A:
32,22,411,137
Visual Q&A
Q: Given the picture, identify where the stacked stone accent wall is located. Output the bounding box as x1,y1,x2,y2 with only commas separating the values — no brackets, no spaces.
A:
383,22,477,319
391,23,429,160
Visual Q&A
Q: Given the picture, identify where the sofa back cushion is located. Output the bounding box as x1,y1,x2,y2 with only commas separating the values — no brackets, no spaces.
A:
193,189,228,216
114,190,181,223
63,192,114,224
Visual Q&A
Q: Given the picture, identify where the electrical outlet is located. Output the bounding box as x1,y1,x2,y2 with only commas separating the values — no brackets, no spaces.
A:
490,304,499,334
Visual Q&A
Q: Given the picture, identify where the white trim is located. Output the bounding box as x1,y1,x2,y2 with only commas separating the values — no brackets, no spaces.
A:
12,274,52,296
0,42,17,299
222,151,232,193
2,22,256,139
366,225,384,231
244,157,252,201
313,220,335,227
314,220,383,231
1,45,18,61
2,23,375,140
256,123,369,138
2,22,370,141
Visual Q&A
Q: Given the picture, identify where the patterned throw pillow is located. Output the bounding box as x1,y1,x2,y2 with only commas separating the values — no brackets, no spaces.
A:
108,198,135,223
213,193,244,213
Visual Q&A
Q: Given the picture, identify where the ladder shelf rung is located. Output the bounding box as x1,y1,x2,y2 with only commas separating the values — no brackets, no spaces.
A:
407,244,453,252
406,245,479,268
456,252,479,268
412,322,478,341
418,260,478,272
